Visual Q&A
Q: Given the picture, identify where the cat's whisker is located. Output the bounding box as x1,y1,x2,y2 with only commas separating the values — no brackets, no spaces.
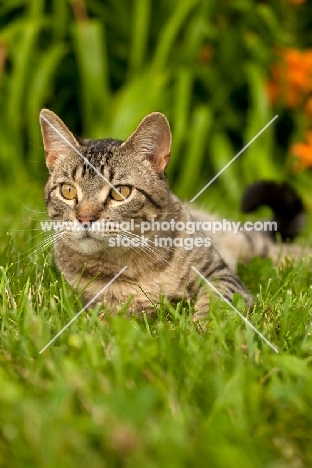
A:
118,229,172,257
20,202,47,214
24,229,54,245
27,237,62,263
10,228,43,233
9,233,63,267
148,212,182,215
120,228,188,263
118,230,167,267
26,141,44,150
23,232,63,260
119,229,188,273
106,230,171,275
25,218,54,223
28,237,58,258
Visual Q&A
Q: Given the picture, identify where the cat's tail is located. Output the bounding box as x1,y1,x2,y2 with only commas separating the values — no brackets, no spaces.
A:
241,180,306,241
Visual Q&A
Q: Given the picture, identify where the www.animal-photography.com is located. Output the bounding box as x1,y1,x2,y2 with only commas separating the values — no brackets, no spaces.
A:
1,1,312,467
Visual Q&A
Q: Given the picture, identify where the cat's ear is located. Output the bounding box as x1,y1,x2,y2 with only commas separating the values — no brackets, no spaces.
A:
39,109,80,172
121,112,172,174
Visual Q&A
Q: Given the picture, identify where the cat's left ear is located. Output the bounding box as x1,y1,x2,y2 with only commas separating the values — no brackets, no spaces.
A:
121,112,172,174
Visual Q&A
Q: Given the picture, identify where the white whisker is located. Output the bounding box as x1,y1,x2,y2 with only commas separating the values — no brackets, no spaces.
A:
119,229,188,273
20,202,47,214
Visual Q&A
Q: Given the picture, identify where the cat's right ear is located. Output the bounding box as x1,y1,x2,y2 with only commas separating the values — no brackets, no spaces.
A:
39,109,79,172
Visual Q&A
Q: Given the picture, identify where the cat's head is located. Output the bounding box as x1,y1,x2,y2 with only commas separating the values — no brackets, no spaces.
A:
40,109,172,254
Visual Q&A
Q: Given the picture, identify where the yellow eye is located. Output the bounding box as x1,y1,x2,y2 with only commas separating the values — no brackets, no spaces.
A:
61,184,77,200
110,185,132,201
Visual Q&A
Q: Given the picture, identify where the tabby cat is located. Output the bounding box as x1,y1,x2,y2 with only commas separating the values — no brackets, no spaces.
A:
39,109,306,318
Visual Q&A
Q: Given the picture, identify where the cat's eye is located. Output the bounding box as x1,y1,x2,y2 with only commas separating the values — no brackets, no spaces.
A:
110,185,132,201
61,183,77,200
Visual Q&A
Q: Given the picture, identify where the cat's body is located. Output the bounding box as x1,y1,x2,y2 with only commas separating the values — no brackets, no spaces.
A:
40,110,306,318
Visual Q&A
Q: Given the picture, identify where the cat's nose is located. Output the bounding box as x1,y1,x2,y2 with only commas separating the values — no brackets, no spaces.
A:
77,215,97,224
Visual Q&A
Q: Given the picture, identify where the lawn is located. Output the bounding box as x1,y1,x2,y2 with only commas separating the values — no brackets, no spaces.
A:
0,175,312,468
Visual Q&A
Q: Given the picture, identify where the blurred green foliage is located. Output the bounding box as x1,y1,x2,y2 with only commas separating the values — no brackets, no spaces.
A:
3,0,312,305
2,0,311,203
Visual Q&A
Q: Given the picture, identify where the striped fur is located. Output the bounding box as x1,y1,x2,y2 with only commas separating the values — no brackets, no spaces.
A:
40,109,307,318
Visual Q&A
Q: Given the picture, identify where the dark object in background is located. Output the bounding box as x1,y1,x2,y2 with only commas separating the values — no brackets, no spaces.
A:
241,181,306,241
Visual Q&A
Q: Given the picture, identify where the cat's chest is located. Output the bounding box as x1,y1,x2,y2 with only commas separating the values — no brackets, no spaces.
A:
54,242,185,308
56,241,179,280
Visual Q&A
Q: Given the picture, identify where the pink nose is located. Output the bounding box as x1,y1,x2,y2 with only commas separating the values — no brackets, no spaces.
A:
77,215,97,224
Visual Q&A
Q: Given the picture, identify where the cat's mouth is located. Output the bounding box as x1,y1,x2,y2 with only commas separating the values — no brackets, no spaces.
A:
75,229,102,241
63,229,108,255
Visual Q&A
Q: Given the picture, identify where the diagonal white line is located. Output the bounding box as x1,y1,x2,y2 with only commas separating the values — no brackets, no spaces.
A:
191,266,279,353
40,114,126,199
190,115,278,203
39,266,128,354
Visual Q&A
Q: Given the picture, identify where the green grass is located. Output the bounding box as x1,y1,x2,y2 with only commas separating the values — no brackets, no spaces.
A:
1,179,312,468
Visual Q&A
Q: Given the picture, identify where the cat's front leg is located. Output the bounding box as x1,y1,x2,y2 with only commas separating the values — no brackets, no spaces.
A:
190,246,252,322
97,295,159,319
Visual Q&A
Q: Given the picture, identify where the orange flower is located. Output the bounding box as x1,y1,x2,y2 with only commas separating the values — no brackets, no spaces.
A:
284,48,302,67
267,48,312,110
305,97,312,118
303,50,312,68
266,82,279,105
285,83,302,108
288,0,307,5
290,131,312,171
